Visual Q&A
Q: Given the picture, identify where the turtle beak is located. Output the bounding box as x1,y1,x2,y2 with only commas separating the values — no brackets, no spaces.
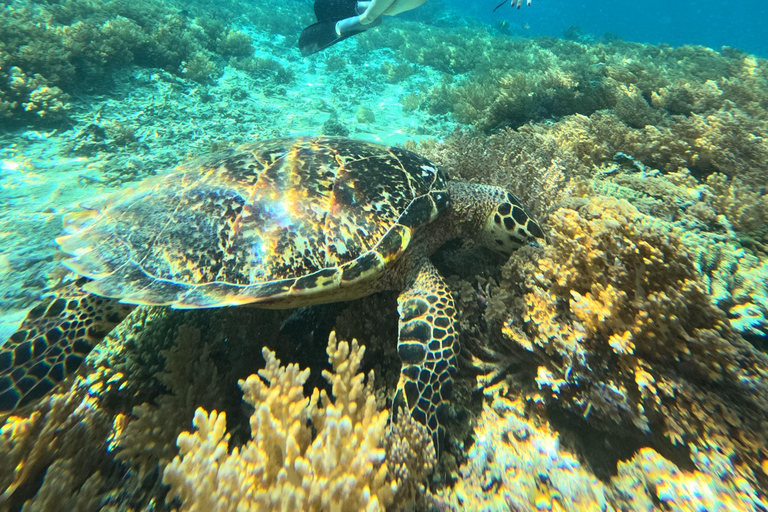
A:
528,232,549,248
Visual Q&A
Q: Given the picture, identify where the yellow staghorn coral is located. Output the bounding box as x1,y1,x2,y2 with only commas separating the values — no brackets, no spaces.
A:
0,305,232,511
163,332,395,512
503,195,768,492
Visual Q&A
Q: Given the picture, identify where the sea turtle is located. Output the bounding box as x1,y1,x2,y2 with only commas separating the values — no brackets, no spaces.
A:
0,136,544,449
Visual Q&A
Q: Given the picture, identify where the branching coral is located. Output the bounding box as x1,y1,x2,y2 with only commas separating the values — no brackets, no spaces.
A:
0,65,69,123
0,366,124,511
409,117,610,218
163,333,396,512
0,0,276,125
502,195,768,490
625,106,768,186
215,30,254,58
704,173,768,234
0,306,223,511
410,105,768,504
433,76,768,187
386,409,435,507
359,18,768,146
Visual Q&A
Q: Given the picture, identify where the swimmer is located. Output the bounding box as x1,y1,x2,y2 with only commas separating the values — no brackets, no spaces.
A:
299,0,534,56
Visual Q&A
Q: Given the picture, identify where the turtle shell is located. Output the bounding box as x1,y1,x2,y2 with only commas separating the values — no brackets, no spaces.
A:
57,137,449,308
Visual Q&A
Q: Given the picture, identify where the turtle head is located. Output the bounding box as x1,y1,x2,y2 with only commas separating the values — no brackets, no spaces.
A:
479,189,545,254
443,182,545,254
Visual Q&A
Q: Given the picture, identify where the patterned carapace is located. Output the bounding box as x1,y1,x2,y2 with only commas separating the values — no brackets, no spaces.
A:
2,136,544,459
58,137,447,308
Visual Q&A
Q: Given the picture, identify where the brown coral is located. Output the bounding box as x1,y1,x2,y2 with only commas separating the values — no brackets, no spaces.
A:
502,195,768,489
0,66,69,123
626,106,768,186
0,367,122,511
386,408,436,507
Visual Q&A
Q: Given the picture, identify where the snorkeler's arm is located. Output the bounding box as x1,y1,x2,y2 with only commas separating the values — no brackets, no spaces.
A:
358,0,428,24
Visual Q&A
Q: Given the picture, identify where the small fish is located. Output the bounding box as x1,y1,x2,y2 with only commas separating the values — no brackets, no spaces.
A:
521,22,530,30
494,0,532,11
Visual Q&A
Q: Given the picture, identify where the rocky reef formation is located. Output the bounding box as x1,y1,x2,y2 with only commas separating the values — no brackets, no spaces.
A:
1,1,767,510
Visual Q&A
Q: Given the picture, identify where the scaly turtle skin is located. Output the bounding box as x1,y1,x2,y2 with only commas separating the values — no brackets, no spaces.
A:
0,136,544,452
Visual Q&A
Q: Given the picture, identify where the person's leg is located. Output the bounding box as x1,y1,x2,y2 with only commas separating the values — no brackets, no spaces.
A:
299,0,380,56
356,1,372,14
335,12,381,36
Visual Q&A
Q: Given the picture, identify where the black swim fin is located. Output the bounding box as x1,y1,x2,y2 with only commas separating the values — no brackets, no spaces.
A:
313,0,360,21
299,20,365,57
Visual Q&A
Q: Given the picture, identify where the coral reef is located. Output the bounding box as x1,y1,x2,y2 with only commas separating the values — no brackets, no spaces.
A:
381,62,415,84
412,103,768,506
163,333,396,512
0,305,183,511
0,367,119,511
431,395,610,511
432,396,767,511
0,303,279,511
0,66,69,123
0,0,273,126
109,324,223,480
359,18,768,179
1,1,767,508
232,56,294,84
215,30,254,59
500,195,768,490
611,447,767,511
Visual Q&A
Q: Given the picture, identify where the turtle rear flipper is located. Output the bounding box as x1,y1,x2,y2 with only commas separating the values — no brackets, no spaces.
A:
393,258,459,456
0,280,132,412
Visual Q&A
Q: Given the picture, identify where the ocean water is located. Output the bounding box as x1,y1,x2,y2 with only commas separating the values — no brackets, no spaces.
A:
1,0,767,510
452,0,768,58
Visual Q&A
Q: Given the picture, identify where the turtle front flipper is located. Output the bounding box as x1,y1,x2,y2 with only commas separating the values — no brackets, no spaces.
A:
393,258,459,455
0,279,133,412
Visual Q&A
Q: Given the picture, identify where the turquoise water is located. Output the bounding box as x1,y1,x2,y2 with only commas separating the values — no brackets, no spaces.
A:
0,0,767,510
455,0,768,57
